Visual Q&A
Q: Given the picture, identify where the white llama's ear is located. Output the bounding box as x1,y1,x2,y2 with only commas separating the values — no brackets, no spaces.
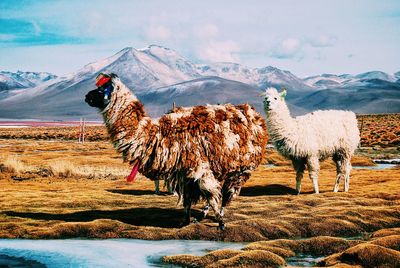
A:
259,91,267,97
280,89,287,100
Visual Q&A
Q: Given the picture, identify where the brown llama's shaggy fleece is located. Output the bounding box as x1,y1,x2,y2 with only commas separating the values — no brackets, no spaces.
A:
86,75,268,229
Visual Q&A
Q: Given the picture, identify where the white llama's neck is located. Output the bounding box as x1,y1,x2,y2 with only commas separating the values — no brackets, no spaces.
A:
265,102,296,143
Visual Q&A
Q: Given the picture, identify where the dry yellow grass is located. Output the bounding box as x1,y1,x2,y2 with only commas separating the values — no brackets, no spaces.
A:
0,114,398,148
165,234,400,267
358,113,400,147
163,249,286,268
321,243,400,267
0,124,399,267
0,137,399,241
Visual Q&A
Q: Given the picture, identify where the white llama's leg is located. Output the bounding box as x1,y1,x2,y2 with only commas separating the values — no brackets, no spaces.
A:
307,156,320,194
344,157,352,192
333,153,345,193
292,158,306,194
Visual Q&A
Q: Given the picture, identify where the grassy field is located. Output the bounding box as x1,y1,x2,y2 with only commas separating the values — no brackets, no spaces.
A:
1,113,399,147
0,114,399,267
358,113,400,148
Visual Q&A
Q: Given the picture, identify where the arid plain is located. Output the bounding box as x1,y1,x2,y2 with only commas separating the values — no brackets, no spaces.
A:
0,114,399,267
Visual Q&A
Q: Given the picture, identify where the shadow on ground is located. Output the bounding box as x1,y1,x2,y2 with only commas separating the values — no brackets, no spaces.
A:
109,185,304,197
240,184,332,196
109,185,319,197
107,189,172,196
4,207,196,228
240,184,298,196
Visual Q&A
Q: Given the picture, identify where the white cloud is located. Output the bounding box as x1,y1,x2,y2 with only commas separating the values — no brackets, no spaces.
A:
31,21,41,36
146,25,171,41
86,12,104,34
271,38,302,59
195,23,218,38
308,35,337,47
196,40,240,62
0,34,16,41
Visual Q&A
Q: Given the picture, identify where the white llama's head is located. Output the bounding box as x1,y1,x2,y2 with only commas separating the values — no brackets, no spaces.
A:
263,87,287,112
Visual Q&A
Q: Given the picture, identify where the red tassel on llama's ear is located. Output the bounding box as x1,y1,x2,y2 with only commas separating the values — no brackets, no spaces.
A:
95,73,111,87
126,161,140,182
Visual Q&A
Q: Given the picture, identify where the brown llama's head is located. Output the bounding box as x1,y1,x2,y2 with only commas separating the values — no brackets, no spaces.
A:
85,73,118,110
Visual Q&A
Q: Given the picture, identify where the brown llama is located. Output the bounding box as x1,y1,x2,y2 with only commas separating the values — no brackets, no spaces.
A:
85,73,268,229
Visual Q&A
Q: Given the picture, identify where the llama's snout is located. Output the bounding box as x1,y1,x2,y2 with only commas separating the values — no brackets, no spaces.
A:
85,91,96,106
85,93,92,105
85,89,108,109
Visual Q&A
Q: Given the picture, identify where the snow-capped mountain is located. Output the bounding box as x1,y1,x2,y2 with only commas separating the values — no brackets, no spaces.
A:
0,71,57,91
140,45,200,81
355,71,396,82
303,74,353,89
0,45,398,120
141,76,271,117
256,66,311,91
196,63,312,91
303,71,398,89
395,71,400,81
2,44,312,104
73,45,201,93
0,74,27,90
0,45,200,102
196,62,259,85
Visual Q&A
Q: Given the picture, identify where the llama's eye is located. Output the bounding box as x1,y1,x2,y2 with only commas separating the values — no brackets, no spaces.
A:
274,97,277,100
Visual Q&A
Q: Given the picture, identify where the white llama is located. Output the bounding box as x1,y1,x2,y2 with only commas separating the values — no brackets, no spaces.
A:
263,88,360,194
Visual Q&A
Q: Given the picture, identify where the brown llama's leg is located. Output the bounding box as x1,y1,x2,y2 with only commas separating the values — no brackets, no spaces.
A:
182,198,192,226
154,179,160,195
195,166,224,230
208,197,225,230
221,183,234,214
197,202,210,222
221,172,249,216
180,178,196,226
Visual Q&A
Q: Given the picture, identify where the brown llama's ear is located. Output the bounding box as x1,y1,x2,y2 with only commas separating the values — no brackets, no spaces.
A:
110,74,122,92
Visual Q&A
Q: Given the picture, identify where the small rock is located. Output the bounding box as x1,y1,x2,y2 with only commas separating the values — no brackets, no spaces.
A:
11,176,32,182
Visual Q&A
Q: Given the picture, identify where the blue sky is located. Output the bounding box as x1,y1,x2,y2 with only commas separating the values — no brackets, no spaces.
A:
0,0,399,77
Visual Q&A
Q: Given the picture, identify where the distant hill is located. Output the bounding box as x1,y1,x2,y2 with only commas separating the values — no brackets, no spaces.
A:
0,45,398,120
0,71,57,91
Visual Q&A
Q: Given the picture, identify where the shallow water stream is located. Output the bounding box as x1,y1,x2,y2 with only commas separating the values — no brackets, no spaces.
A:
353,163,398,170
286,254,325,267
0,239,245,267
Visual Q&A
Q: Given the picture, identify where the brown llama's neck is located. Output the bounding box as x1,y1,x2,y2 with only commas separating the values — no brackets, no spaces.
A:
104,97,147,137
102,83,152,162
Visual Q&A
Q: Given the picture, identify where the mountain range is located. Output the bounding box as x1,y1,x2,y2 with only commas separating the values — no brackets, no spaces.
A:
0,45,399,120
0,71,57,90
